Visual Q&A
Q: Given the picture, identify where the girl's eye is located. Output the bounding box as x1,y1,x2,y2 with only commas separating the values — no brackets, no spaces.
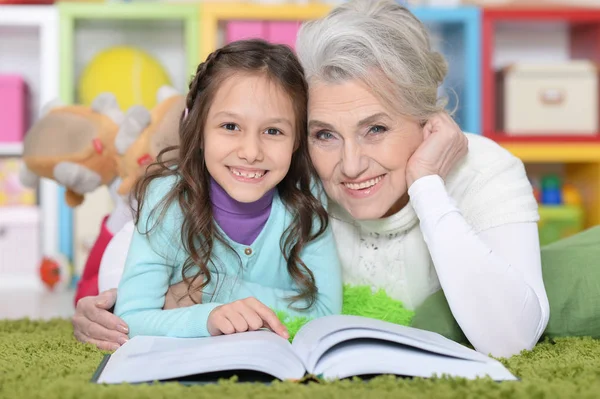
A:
368,125,387,135
222,123,239,131
315,131,334,140
265,128,282,136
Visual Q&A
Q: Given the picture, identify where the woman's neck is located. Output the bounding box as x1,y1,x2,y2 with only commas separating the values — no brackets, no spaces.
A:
210,177,275,245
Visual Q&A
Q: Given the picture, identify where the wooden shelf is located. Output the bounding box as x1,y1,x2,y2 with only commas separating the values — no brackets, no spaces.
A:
487,133,600,144
500,142,600,163
0,143,23,156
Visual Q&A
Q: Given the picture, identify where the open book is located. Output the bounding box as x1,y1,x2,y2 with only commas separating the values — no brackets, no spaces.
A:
93,315,517,384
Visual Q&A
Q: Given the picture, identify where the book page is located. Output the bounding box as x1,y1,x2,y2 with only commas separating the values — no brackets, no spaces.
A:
312,339,517,381
292,315,491,369
97,331,306,384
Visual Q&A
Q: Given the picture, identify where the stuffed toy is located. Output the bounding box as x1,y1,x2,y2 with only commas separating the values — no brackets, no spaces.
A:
20,93,125,207
113,86,185,197
18,88,183,304
75,86,184,304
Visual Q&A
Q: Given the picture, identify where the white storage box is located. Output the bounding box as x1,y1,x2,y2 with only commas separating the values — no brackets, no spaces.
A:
0,207,41,288
497,61,599,135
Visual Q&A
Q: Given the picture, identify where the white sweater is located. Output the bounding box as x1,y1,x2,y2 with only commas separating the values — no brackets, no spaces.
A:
329,133,550,358
99,134,550,358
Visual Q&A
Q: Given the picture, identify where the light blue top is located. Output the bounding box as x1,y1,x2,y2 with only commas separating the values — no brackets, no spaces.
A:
114,175,343,338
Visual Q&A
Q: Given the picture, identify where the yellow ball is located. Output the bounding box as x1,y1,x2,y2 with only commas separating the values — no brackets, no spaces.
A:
78,46,172,110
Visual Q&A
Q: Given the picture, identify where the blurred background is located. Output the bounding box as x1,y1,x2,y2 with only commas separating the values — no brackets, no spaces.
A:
1,0,599,320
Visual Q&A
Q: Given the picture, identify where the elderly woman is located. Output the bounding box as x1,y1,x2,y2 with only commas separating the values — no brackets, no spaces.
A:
72,0,549,358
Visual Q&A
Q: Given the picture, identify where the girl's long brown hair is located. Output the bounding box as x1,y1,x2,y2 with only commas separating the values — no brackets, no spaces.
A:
133,39,328,310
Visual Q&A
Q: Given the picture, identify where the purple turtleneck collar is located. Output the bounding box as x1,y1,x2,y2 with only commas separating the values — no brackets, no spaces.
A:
210,177,274,245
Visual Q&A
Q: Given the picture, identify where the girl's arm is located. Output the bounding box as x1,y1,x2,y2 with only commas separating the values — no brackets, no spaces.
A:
113,177,223,338
222,224,344,319
409,174,550,358
113,227,223,338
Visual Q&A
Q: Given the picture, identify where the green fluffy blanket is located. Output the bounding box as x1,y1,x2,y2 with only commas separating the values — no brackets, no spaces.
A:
1,318,600,398
277,285,415,340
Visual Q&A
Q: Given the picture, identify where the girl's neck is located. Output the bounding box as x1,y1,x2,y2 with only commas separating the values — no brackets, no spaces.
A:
210,177,275,245
210,177,274,215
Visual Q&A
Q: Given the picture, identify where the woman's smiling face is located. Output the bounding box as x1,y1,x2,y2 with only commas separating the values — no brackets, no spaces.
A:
307,79,423,220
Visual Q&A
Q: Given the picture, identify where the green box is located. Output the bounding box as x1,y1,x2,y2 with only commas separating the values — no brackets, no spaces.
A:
538,205,584,246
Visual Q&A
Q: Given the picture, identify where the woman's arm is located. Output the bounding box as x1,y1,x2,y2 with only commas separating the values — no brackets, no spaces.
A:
409,174,550,358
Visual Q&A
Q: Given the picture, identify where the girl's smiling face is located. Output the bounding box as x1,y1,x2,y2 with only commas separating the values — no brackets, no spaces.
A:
203,73,297,203
307,79,423,220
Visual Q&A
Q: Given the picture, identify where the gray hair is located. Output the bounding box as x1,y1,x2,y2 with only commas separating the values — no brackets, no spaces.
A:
296,0,449,121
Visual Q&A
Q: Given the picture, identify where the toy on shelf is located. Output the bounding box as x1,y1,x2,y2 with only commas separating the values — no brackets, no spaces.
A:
0,75,28,144
115,86,184,196
18,85,184,301
39,254,72,291
79,46,173,111
540,174,562,205
20,92,125,207
74,86,184,304
532,174,585,246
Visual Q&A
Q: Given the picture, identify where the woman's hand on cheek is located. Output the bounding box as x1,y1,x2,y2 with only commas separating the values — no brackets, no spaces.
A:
406,112,468,187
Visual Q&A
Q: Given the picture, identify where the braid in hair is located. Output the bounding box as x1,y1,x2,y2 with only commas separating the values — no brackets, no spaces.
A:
185,48,225,115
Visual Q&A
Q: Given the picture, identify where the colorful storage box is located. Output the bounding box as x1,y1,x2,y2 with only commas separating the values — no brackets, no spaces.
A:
496,61,598,135
538,205,584,246
226,20,300,49
0,158,36,206
0,75,28,143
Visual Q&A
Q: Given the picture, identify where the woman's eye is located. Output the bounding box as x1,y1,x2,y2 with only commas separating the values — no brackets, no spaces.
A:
222,123,238,131
315,131,334,140
368,125,387,134
265,128,282,136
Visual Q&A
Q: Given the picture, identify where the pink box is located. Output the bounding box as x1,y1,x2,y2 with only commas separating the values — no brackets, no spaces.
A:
266,22,301,50
226,21,267,43
0,75,28,143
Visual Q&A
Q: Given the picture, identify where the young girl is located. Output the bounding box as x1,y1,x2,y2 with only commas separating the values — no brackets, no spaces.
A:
113,39,342,340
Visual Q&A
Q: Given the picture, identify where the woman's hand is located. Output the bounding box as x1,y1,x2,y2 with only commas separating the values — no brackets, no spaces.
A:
406,112,468,188
72,289,129,351
207,298,289,339
163,279,203,309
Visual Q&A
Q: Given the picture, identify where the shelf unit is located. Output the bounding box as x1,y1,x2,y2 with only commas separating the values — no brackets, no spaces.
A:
500,142,600,227
200,3,482,134
57,2,199,272
483,8,600,229
482,7,600,142
0,6,60,280
0,143,23,157
200,3,332,60
411,6,481,135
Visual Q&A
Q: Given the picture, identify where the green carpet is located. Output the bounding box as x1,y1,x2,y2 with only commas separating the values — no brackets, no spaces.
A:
1,319,599,398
